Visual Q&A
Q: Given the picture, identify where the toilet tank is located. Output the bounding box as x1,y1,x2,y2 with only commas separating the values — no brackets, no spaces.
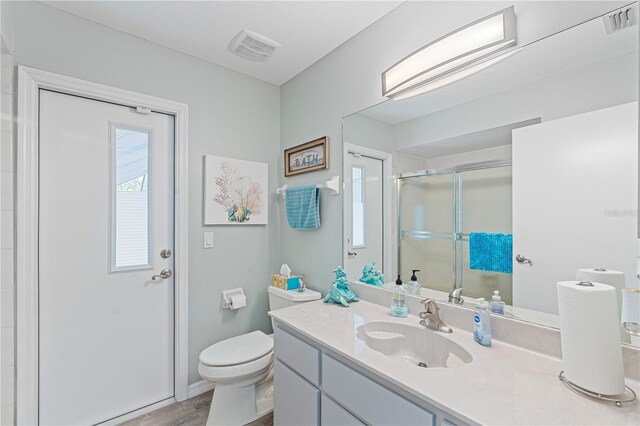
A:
268,286,322,312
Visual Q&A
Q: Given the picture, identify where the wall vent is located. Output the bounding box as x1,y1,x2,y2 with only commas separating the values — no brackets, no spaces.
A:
603,6,636,34
229,29,281,62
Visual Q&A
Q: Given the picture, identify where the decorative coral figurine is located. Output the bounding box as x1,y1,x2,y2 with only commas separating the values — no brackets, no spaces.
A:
359,261,384,286
324,266,360,307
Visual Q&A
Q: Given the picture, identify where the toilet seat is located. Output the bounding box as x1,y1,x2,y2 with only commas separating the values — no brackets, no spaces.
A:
200,330,273,367
198,331,274,384
199,351,273,383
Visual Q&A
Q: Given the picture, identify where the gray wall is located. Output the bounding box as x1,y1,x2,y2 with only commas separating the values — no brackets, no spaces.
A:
2,1,280,385
278,0,628,292
342,114,393,153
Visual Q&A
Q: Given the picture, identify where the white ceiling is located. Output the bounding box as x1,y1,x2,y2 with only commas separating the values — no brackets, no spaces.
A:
41,0,402,86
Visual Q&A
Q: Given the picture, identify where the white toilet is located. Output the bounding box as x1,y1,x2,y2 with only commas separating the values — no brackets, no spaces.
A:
198,285,321,425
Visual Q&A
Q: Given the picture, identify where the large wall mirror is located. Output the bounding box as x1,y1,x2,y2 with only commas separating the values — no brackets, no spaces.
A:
342,6,639,346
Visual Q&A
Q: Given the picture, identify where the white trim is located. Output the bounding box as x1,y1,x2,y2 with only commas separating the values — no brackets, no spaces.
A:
187,380,216,399
16,65,39,426
97,397,177,426
343,143,393,277
16,66,190,425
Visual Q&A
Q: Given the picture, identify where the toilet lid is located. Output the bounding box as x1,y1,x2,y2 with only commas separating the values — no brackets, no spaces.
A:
267,285,322,301
199,331,273,367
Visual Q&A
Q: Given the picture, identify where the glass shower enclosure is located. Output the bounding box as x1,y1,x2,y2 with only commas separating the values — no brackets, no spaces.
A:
397,162,513,304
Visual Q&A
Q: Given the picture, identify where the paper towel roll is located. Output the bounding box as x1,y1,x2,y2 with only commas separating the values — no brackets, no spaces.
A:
557,281,625,395
576,268,625,289
229,294,246,310
576,268,625,318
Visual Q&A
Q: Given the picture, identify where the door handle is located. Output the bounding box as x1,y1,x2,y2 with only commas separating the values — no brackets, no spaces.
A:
348,251,357,257
515,254,532,265
151,268,172,280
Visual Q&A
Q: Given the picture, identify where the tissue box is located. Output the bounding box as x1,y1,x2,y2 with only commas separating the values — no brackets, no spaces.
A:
271,274,301,290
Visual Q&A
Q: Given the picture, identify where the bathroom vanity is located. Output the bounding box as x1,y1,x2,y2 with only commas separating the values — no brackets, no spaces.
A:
270,300,640,426
272,323,455,426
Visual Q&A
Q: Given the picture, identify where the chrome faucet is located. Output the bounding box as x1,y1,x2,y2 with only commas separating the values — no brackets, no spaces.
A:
419,299,453,333
448,288,464,305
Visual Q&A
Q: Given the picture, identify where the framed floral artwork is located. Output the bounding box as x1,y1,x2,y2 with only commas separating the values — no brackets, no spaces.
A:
204,155,268,225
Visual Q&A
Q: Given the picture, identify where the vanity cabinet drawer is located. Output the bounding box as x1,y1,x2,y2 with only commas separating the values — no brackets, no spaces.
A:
274,326,320,386
321,395,364,426
322,354,434,426
274,360,319,426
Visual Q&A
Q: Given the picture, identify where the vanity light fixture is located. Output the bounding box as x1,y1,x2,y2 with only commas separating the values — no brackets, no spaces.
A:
382,6,519,100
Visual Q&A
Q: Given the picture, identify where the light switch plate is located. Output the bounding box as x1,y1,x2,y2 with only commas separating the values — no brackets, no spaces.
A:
203,231,214,248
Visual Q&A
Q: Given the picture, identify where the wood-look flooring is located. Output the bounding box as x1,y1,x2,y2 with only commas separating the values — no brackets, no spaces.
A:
119,390,274,426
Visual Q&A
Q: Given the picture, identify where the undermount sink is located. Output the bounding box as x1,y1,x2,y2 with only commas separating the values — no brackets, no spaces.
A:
356,320,473,369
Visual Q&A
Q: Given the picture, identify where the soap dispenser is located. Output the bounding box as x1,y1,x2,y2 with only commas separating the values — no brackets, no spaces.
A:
390,275,408,318
490,290,505,315
408,270,421,295
473,298,492,346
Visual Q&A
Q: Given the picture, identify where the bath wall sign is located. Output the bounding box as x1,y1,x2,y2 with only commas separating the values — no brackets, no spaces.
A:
284,136,330,177
204,155,268,225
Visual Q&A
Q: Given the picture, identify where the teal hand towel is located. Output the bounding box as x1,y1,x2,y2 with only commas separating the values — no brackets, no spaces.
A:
285,185,321,229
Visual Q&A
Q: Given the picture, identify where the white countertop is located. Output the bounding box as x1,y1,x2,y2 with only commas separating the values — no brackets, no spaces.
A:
270,299,640,426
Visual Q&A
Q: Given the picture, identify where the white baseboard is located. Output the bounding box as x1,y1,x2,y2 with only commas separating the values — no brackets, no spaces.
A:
187,380,215,399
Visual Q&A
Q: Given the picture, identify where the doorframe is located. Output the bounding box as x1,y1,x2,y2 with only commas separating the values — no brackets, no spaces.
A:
16,66,190,424
343,143,393,277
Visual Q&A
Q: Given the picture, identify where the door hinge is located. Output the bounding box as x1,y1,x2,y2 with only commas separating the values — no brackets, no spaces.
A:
136,106,152,115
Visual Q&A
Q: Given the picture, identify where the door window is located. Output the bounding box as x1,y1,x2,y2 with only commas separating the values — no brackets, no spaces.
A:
111,125,152,271
352,166,366,248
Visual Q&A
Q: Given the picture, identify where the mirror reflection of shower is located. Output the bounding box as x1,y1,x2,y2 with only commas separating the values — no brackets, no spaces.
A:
398,161,513,304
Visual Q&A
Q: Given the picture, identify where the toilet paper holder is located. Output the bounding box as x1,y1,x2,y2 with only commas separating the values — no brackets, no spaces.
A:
222,288,246,310
558,371,636,407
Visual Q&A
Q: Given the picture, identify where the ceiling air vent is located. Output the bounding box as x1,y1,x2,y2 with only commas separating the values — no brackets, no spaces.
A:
603,6,636,34
229,29,281,62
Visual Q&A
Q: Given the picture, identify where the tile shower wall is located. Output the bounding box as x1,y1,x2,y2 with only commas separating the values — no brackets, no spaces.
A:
0,37,15,426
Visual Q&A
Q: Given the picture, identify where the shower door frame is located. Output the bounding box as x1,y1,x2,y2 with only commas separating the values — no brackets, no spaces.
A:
397,159,512,291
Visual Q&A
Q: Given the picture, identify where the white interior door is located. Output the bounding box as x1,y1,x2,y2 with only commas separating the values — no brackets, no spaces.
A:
344,152,384,280
39,90,175,425
512,102,638,315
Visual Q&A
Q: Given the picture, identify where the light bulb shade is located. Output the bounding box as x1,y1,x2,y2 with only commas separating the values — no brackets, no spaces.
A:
390,47,522,101
382,6,517,99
